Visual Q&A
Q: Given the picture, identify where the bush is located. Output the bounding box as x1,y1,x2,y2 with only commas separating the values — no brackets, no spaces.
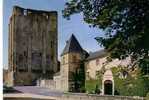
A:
85,80,98,93
146,92,149,100
111,67,149,97
95,84,101,94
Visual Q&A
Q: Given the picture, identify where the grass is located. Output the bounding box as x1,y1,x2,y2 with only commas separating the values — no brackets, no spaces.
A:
85,78,102,93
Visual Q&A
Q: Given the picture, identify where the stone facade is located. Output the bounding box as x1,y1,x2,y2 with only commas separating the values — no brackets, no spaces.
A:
60,52,84,91
85,55,131,80
37,34,87,92
37,79,55,90
102,70,114,95
3,69,13,87
8,6,58,86
53,34,87,92
36,34,130,93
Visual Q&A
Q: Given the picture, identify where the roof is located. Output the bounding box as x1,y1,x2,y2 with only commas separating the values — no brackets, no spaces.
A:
86,49,107,60
61,34,84,56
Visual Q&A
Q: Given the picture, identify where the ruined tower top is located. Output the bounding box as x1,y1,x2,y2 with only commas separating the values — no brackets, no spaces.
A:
12,6,57,17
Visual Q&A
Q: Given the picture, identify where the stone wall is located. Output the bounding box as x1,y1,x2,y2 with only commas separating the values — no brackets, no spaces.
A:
8,6,58,86
60,52,83,92
59,93,144,100
37,79,55,90
4,98,54,100
4,93,144,100
85,56,131,80
3,70,13,86
3,93,56,100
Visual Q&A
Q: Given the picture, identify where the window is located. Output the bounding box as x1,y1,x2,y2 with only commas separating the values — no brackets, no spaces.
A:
24,9,27,15
24,51,27,56
96,59,100,66
19,54,23,62
51,41,53,48
51,55,54,61
72,55,76,62
46,55,50,64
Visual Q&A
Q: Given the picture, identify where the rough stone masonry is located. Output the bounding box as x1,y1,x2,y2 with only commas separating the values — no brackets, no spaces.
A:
8,6,58,86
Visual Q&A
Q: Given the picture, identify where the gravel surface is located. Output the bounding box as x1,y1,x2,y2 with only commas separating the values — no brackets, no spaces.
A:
13,86,64,97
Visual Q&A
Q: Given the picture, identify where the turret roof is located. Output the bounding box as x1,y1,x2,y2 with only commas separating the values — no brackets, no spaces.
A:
61,34,84,56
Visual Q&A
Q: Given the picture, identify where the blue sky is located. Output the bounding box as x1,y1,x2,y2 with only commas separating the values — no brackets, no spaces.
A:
3,0,104,67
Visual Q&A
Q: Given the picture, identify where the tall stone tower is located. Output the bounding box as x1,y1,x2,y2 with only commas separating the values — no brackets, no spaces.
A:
60,34,87,91
8,6,58,85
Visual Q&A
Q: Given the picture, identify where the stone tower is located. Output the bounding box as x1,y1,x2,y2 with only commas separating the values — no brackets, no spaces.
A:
8,6,58,85
60,34,87,91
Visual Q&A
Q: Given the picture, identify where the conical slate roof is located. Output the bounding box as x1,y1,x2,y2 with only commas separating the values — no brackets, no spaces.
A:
61,34,84,56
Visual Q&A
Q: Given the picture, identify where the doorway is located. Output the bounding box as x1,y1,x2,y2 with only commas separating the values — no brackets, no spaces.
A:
104,80,112,95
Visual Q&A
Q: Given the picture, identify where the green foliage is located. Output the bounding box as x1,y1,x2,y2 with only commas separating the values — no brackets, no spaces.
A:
139,56,149,75
85,71,102,94
95,84,101,94
111,67,149,97
63,0,149,75
85,79,101,93
146,92,149,100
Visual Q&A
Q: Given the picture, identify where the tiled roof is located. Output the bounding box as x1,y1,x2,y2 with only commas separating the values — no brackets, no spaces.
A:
61,34,84,56
86,49,107,60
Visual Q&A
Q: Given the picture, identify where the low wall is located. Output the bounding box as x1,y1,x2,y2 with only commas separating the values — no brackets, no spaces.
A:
4,93,144,100
59,93,145,100
3,93,56,100
4,98,54,100
37,79,55,90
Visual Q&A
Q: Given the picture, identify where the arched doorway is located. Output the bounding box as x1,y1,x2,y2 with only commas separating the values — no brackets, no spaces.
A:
104,80,112,95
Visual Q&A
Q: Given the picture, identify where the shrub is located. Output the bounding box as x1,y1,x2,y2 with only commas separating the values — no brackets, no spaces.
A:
111,67,149,97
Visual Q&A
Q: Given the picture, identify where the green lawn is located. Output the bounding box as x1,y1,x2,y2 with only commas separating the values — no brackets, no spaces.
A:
85,79,102,93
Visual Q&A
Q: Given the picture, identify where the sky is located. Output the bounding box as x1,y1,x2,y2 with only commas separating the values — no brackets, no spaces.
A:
3,0,104,68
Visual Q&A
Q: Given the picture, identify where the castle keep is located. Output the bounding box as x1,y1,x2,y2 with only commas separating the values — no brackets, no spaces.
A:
8,6,58,86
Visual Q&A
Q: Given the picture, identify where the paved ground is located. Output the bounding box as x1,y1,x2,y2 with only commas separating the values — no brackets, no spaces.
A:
13,86,64,97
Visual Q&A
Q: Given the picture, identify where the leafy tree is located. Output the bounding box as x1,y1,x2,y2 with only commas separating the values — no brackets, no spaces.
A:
112,67,149,96
62,0,149,71
146,92,149,100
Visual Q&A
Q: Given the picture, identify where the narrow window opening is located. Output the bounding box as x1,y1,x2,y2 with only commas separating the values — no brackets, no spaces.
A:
24,9,27,15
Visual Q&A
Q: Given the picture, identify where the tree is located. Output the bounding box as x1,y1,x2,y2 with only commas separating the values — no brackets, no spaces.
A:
62,0,149,71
